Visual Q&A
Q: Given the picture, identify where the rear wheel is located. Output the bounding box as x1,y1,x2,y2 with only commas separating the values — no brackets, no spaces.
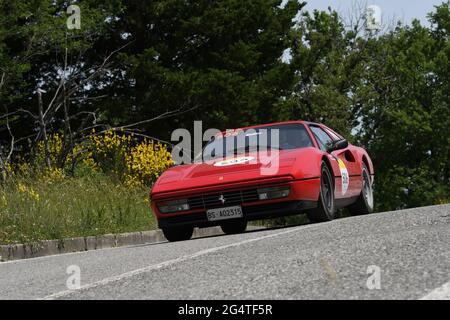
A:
307,161,336,223
348,164,374,215
220,219,248,235
162,226,193,242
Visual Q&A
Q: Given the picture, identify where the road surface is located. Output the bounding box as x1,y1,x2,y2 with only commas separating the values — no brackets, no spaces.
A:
0,204,449,300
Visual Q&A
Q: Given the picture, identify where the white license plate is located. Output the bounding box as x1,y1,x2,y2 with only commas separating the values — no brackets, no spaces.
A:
206,206,243,221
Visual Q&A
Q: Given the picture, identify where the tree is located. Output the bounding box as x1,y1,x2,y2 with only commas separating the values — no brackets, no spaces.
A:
281,8,368,138
0,0,123,173
93,0,304,139
353,3,450,210
285,3,449,210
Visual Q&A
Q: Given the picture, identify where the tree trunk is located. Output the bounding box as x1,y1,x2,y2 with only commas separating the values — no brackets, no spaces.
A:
37,89,51,168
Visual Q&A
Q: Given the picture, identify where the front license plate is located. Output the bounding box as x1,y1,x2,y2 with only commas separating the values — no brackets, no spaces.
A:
206,206,243,221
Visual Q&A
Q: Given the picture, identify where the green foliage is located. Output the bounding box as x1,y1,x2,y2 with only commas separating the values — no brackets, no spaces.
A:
277,8,366,138
280,4,450,211
352,7,450,210
0,0,123,145
100,0,304,136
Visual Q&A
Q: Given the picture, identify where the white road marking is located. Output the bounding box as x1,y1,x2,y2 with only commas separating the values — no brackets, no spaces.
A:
420,281,450,300
42,225,309,300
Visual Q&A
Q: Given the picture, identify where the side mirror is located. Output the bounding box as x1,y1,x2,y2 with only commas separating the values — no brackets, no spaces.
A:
326,139,348,153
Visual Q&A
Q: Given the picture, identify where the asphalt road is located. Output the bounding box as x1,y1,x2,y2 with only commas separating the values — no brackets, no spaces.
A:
0,204,449,300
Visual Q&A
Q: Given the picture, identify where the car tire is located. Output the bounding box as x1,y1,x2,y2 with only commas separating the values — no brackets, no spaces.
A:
162,226,194,242
348,163,374,215
307,161,336,223
220,219,248,235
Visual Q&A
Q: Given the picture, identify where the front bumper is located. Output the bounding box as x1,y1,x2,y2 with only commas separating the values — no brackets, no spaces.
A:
157,200,317,229
153,177,321,229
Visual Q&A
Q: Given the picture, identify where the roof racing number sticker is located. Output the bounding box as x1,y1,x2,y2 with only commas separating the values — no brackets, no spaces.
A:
213,156,255,167
337,159,349,195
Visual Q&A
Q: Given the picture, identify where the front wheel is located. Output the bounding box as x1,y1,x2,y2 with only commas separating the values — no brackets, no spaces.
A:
162,226,194,242
220,219,248,235
307,161,336,223
348,164,374,215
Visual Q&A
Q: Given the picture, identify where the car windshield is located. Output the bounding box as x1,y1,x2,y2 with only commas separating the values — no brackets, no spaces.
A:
196,123,313,162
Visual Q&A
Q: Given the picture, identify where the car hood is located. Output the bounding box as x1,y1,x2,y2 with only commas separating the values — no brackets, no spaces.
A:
151,148,318,196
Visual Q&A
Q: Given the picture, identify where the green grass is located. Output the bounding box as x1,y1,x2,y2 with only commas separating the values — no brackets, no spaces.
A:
0,168,317,245
0,174,156,244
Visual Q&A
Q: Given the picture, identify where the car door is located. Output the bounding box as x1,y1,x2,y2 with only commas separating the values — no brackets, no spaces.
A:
309,125,360,199
322,126,362,198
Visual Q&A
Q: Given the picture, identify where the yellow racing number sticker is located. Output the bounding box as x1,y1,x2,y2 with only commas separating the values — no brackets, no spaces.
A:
337,159,349,195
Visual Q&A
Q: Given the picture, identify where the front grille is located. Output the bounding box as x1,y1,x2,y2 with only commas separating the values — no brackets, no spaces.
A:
188,188,259,210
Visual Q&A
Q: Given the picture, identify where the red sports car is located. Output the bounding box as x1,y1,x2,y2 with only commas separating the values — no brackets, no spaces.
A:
150,121,374,242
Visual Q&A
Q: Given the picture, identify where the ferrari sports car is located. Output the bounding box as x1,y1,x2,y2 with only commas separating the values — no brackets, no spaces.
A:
150,121,374,242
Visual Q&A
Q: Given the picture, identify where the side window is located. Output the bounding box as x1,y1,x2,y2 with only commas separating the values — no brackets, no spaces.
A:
324,128,343,141
310,126,334,151
277,124,314,149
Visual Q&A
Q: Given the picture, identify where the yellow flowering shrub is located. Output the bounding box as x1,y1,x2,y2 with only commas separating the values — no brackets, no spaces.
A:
88,130,130,175
1,131,169,244
72,144,99,172
40,167,65,183
86,130,173,186
36,133,63,165
9,130,173,187
125,139,174,186
17,182,40,201
4,162,13,174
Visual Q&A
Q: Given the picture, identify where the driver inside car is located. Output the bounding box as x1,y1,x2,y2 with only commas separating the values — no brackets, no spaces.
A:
279,130,313,149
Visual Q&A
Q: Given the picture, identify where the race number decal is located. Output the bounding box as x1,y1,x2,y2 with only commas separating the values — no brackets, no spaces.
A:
337,159,349,195
213,156,255,167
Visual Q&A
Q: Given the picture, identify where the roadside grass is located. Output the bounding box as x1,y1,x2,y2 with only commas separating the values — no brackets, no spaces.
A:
0,173,156,245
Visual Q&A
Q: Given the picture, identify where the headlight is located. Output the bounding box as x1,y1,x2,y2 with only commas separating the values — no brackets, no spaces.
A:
257,186,290,200
158,199,190,213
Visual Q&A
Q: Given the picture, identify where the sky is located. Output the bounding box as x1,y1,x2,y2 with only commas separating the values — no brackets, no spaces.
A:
300,0,445,26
